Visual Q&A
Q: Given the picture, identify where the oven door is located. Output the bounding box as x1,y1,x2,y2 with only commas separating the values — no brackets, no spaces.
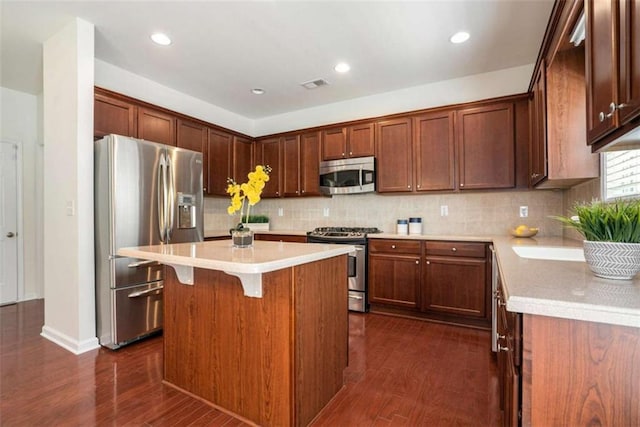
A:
348,245,365,292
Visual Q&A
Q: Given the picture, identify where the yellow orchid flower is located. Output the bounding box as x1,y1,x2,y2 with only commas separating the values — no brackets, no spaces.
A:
226,165,271,228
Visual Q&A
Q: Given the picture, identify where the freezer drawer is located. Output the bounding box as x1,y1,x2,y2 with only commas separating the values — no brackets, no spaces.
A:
97,281,163,349
113,256,163,288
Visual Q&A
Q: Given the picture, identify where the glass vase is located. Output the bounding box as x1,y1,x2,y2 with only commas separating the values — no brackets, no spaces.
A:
231,229,254,248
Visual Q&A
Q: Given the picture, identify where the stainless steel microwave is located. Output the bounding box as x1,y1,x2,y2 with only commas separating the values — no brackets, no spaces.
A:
319,156,376,195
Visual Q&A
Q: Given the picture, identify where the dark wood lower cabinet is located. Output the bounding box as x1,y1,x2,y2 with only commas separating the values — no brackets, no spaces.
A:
254,233,307,243
496,278,522,427
369,239,491,329
423,256,486,318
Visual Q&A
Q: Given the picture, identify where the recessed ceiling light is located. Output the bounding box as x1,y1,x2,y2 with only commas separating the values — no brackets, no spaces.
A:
251,88,265,95
334,62,351,73
151,33,172,46
450,31,470,44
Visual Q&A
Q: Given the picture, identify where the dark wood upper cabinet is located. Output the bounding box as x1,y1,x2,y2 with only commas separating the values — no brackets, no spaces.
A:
321,127,347,160
457,103,515,190
321,124,374,160
137,107,176,146
586,0,620,143
233,136,253,184
530,63,548,187
177,119,208,192
269,132,320,198
528,1,599,188
207,129,233,196
413,111,456,191
375,118,413,192
256,137,281,198
282,135,300,197
300,131,321,196
618,0,640,125
94,92,137,139
586,0,640,147
347,123,375,158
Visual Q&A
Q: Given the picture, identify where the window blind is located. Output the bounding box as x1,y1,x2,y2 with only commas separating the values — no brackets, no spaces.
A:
603,150,640,200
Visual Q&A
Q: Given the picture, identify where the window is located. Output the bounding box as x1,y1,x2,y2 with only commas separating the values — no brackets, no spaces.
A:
603,150,640,200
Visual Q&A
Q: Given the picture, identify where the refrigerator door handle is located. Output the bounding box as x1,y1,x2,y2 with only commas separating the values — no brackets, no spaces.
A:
165,152,175,242
157,153,167,243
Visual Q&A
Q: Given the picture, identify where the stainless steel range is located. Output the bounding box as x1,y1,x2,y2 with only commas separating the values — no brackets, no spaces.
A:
307,227,381,312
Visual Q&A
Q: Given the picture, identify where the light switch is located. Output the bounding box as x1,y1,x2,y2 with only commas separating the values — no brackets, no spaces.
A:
66,200,75,216
440,205,448,217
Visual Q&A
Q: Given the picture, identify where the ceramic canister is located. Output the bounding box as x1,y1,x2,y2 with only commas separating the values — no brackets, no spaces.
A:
397,219,408,235
409,217,422,235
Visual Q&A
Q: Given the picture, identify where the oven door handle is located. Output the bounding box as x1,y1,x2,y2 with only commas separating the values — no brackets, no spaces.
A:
349,294,364,300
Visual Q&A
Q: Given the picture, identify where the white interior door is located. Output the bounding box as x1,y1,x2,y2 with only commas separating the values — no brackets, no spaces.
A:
0,141,18,305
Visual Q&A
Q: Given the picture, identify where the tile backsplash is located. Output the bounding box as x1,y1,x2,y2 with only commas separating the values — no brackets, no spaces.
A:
205,189,564,237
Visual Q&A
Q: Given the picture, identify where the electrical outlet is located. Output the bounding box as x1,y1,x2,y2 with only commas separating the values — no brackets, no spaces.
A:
323,207,330,217
440,205,448,217
519,206,529,218
278,208,283,217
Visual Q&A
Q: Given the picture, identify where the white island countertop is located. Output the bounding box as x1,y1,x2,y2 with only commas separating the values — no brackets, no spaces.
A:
493,236,640,328
118,240,354,298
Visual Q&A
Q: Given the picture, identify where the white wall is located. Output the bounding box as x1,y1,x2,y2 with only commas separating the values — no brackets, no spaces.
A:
41,18,99,354
95,60,254,136
253,64,534,136
95,60,533,138
0,86,43,300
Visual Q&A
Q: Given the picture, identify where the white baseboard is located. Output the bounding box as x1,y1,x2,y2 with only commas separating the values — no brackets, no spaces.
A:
41,325,100,355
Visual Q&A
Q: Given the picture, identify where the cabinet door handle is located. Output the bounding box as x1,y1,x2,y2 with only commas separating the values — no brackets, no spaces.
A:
349,151,353,156
460,183,465,187
497,345,509,352
451,247,457,252
497,334,506,340
415,260,419,264
426,260,430,265
391,245,396,249
599,102,617,122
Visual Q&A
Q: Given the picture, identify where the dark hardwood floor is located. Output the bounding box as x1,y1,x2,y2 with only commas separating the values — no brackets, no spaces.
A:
1,300,501,426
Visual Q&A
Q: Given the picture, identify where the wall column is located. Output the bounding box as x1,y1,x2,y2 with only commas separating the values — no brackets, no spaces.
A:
41,18,99,354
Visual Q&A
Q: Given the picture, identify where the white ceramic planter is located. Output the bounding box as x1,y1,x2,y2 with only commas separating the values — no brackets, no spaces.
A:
583,240,640,280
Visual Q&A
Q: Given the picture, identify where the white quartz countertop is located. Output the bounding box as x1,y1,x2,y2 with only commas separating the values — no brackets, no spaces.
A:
118,240,354,275
369,233,492,242
493,236,640,328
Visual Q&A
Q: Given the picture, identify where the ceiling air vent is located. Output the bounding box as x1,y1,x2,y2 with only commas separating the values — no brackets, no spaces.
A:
301,79,330,90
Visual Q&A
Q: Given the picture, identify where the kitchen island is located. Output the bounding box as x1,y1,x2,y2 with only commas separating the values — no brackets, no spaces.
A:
118,240,354,427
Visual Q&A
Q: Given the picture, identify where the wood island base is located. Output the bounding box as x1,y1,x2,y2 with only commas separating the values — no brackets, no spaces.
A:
162,255,348,427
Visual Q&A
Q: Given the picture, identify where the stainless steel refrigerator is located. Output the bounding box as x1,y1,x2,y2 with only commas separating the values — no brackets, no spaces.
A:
94,134,203,349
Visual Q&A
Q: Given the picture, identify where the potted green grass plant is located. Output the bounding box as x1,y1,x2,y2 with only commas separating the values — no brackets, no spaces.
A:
242,214,270,232
554,199,640,280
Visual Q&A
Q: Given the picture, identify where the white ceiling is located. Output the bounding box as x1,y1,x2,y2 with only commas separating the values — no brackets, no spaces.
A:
1,0,554,119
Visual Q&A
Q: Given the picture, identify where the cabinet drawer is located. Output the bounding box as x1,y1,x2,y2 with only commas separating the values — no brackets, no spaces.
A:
426,241,486,258
369,239,421,254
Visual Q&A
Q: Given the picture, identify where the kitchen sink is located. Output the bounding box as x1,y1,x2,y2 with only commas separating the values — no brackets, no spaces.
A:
512,246,585,262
